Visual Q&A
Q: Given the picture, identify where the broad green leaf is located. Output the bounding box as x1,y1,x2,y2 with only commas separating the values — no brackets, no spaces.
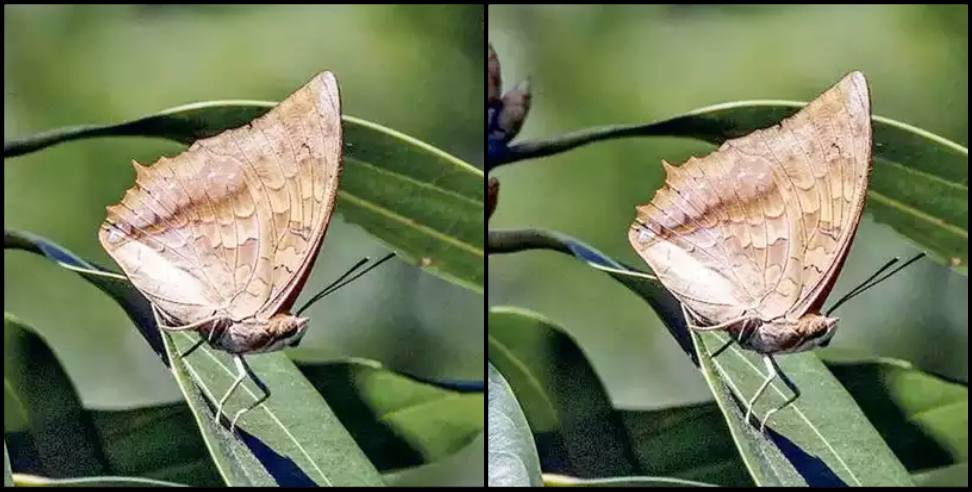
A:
4,443,12,487
489,230,913,485
3,314,108,478
543,473,715,487
91,358,481,482
296,359,484,471
88,404,221,486
488,307,637,477
911,462,968,487
488,363,542,487
3,314,221,486
382,433,485,487
12,361,479,487
823,355,968,470
11,474,186,487
617,406,751,486
689,332,804,486
692,331,913,486
163,332,383,486
488,306,751,486
499,101,968,272
3,103,484,292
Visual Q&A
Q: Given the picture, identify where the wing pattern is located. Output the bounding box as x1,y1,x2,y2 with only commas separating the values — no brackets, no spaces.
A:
629,72,871,325
99,72,342,325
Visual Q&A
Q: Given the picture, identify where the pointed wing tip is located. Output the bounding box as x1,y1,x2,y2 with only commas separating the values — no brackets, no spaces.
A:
839,70,870,97
311,70,339,89
845,70,867,83
307,71,341,114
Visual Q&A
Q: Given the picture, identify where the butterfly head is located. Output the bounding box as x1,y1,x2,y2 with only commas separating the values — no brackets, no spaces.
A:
738,314,838,354
792,314,839,351
210,314,309,354
263,314,309,351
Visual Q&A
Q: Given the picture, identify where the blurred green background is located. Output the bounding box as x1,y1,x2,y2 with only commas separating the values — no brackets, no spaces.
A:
489,5,967,410
4,5,483,482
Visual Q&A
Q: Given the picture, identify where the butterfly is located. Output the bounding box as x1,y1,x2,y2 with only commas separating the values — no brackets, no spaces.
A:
629,71,872,429
100,71,343,430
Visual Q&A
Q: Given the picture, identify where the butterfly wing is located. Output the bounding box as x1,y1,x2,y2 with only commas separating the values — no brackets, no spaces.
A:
629,72,871,324
99,72,342,324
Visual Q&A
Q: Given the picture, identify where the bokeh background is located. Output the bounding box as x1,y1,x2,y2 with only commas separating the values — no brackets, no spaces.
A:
4,4,483,484
489,5,967,410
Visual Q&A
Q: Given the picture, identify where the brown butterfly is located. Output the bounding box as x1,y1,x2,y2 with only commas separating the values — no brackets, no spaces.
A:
629,72,872,429
100,71,343,429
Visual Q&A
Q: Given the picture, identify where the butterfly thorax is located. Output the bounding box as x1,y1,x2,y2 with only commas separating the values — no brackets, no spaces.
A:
198,313,309,354
728,314,838,355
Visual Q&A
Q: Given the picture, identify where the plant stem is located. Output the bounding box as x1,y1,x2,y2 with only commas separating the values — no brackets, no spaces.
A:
487,228,573,255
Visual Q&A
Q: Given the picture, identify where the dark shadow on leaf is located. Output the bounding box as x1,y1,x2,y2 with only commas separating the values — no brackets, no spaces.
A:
829,362,962,470
297,363,424,470
237,429,316,487
766,428,846,486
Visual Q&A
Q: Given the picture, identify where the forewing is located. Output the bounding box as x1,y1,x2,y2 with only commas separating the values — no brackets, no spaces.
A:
629,72,871,323
99,72,342,323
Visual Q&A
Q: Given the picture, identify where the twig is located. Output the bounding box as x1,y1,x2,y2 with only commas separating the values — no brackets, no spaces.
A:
488,228,573,255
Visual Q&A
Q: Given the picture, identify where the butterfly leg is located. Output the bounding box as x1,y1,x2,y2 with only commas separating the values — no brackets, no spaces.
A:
759,358,800,432
215,355,248,428
744,355,778,429
681,305,749,332
229,358,271,432
149,305,219,358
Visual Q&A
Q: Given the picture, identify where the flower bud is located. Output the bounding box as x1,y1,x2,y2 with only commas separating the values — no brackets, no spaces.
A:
487,176,499,220
497,78,531,143
488,44,501,107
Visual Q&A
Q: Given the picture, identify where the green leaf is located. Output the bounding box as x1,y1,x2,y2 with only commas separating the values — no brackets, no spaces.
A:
488,363,543,487
823,355,968,470
3,314,108,478
693,331,915,485
162,332,384,486
499,101,968,272
911,462,968,487
542,473,715,487
90,358,481,482
488,307,637,477
488,306,752,486
381,433,485,487
3,103,484,292
617,406,751,486
11,474,186,487
296,359,484,471
4,314,221,486
4,443,13,487
88,404,221,486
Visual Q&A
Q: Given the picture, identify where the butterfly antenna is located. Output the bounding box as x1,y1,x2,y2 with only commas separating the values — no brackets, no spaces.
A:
826,252,925,316
295,252,396,315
